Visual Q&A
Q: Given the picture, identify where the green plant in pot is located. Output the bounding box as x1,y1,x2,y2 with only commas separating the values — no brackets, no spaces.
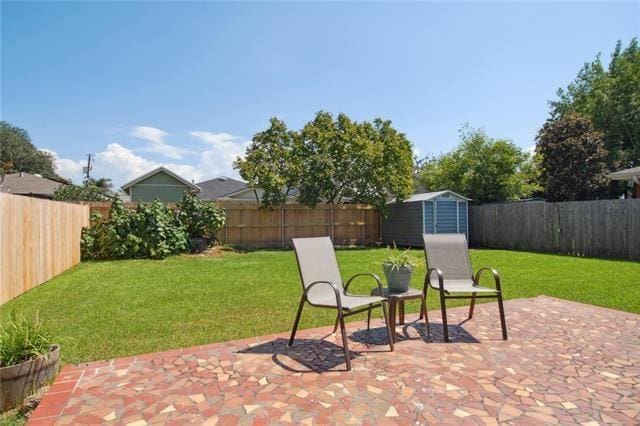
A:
381,244,420,293
0,311,59,412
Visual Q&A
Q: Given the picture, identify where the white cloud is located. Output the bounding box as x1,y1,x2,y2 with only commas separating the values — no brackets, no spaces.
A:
526,145,536,156
131,126,191,160
46,129,249,189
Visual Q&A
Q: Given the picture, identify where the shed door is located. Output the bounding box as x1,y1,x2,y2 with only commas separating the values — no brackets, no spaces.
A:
435,200,458,233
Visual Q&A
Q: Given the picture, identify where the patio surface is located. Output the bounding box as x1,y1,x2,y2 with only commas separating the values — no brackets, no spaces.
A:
30,296,640,425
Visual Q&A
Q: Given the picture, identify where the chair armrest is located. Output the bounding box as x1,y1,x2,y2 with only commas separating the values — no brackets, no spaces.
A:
426,268,445,293
474,267,502,292
304,281,343,310
345,273,384,296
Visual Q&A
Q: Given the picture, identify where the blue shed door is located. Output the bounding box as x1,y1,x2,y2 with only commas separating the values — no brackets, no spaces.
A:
423,201,435,233
435,200,458,233
458,201,468,236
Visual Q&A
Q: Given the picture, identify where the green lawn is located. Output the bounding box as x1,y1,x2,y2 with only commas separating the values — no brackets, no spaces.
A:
1,248,638,365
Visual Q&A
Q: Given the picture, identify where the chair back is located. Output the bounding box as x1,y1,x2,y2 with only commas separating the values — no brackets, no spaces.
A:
422,234,473,283
292,236,344,305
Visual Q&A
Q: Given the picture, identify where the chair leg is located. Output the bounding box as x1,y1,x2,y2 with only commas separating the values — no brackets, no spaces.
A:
469,294,476,319
366,305,372,331
438,290,449,342
338,314,351,371
288,296,305,347
333,314,339,334
497,292,508,340
381,301,394,352
422,286,431,338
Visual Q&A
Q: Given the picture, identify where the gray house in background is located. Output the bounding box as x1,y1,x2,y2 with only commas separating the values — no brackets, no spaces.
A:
382,190,470,247
197,176,247,200
121,166,200,202
0,172,67,199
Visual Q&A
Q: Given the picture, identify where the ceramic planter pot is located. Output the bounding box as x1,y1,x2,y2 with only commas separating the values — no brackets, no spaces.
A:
0,344,60,412
383,265,413,293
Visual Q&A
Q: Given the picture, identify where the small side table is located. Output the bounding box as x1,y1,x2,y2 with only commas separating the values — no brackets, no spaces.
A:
370,287,429,343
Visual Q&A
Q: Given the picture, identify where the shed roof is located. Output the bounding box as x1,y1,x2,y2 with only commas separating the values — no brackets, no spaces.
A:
0,172,65,198
121,166,200,192
608,166,640,181
196,176,247,200
387,190,470,204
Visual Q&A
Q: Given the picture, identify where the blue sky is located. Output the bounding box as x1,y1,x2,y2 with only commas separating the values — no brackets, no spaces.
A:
2,2,638,187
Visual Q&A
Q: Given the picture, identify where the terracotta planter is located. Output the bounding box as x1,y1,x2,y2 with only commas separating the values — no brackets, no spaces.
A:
0,345,60,412
383,266,413,293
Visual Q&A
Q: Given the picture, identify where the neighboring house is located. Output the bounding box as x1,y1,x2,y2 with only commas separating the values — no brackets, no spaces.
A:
197,176,248,200
608,166,640,199
382,190,470,247
121,166,199,202
0,172,67,199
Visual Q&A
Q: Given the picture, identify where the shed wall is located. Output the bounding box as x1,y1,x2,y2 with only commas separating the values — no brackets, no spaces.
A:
381,202,423,247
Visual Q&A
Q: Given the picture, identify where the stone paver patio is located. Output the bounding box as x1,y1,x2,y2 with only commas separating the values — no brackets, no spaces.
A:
30,296,640,425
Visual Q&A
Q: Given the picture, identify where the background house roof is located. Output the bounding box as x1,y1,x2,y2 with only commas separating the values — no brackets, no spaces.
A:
608,166,640,181
196,176,247,200
0,172,65,198
120,166,200,192
387,190,471,204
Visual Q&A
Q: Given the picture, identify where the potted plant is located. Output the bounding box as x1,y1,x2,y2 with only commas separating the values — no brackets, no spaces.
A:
0,311,59,412
381,245,420,293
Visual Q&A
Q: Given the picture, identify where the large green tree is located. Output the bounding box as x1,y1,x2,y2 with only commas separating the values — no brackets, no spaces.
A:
233,117,301,207
550,38,640,176
234,112,414,211
0,121,58,179
418,126,537,203
536,113,608,201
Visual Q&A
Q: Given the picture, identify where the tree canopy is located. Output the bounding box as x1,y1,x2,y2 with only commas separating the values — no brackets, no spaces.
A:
536,113,608,201
0,121,59,180
547,38,639,198
234,111,414,212
417,126,538,203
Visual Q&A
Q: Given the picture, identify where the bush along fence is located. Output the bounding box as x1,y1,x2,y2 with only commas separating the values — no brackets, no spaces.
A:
0,193,89,304
469,198,640,261
81,191,225,260
86,200,381,249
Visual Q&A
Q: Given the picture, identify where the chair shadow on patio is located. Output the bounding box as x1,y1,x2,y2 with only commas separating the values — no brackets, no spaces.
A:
237,337,364,373
351,319,480,344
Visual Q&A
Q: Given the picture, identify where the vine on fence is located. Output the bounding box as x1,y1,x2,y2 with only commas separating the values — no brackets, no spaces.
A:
81,191,226,260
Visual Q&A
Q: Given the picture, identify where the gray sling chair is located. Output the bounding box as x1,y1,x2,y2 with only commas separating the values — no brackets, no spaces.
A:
288,236,394,371
422,234,508,342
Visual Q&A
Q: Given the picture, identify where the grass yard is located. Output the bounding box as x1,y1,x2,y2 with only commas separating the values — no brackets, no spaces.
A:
1,248,639,365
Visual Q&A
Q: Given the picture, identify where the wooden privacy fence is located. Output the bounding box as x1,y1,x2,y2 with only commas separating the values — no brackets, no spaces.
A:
469,199,640,261
86,201,381,248
0,193,90,304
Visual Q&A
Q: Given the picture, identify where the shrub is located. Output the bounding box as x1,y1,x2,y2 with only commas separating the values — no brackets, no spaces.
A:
381,244,420,271
81,192,226,260
0,311,54,367
176,190,226,252
53,184,110,201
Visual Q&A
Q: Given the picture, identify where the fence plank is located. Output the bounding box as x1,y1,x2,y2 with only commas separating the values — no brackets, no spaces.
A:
469,199,640,261
0,194,89,305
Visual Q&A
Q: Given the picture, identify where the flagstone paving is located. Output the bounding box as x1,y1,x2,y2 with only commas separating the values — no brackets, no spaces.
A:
30,296,640,425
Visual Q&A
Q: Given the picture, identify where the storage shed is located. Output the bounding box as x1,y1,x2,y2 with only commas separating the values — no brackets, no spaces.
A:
382,191,470,247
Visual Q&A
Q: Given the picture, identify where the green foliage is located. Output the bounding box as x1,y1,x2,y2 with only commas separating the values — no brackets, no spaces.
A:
82,192,226,260
549,38,640,192
0,121,59,180
418,126,537,203
233,118,301,207
0,310,53,367
536,113,609,201
381,244,421,271
176,190,226,251
234,111,415,212
53,184,110,202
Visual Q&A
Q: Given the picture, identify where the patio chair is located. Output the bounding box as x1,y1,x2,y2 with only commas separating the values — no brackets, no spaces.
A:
423,234,507,342
288,236,394,371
